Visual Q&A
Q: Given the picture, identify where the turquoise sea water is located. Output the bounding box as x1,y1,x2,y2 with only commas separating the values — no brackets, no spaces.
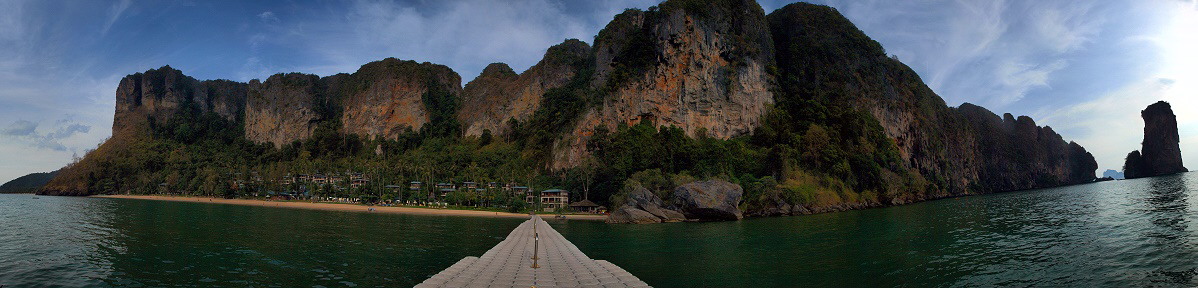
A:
2,172,1196,287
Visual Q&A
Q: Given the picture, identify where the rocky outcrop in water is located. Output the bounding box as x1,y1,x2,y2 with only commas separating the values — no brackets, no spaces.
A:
1124,101,1188,179
1102,169,1124,180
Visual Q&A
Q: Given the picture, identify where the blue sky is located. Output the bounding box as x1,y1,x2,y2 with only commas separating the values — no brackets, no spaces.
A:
1,0,1195,184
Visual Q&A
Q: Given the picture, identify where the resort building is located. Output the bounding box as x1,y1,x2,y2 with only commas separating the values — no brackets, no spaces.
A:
351,178,368,188
330,175,344,185
513,186,532,204
540,189,569,212
312,174,329,185
436,183,455,199
569,199,603,213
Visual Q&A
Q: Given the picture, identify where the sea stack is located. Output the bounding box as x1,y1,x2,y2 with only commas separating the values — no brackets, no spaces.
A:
1123,101,1188,179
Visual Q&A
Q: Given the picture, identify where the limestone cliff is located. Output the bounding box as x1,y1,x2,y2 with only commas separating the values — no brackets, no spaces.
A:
339,58,462,140
553,0,777,169
45,0,1102,201
244,73,324,147
767,3,1095,197
113,66,246,134
458,40,591,136
958,104,1098,190
1124,101,1187,179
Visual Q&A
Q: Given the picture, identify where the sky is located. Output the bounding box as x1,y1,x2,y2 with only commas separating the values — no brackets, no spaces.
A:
0,0,1195,184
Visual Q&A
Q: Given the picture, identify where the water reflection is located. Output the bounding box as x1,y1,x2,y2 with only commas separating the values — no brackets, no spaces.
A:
0,196,122,287
92,199,522,287
556,172,1198,287
1137,174,1190,242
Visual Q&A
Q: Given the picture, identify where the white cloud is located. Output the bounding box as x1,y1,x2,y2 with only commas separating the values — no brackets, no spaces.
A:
1,118,93,152
2,120,36,136
990,59,1068,106
808,0,1108,110
257,11,279,24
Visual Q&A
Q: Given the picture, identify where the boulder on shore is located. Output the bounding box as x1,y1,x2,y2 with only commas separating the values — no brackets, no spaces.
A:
607,206,662,224
627,185,686,221
745,194,792,217
671,180,743,221
606,182,685,224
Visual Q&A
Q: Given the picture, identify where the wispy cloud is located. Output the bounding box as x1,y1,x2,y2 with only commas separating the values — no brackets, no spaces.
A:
1,118,92,151
790,0,1109,109
2,120,36,136
257,11,279,24
100,0,131,36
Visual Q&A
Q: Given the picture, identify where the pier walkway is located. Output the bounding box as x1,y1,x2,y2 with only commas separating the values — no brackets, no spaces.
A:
415,216,650,288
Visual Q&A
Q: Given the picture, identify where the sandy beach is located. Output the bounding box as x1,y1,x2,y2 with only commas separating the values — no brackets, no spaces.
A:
93,194,607,221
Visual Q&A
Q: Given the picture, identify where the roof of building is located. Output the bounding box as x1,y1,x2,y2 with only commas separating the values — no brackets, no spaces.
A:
569,199,600,208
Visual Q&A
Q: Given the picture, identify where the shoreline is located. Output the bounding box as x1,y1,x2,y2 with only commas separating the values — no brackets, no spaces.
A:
92,194,607,221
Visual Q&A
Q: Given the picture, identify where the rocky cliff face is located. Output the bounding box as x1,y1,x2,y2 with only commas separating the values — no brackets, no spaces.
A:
244,73,324,147
244,58,464,146
113,66,246,134
339,58,461,140
1124,101,1187,179
553,0,777,169
458,40,591,137
958,104,1098,190
767,3,1095,196
769,3,979,197
58,0,1101,200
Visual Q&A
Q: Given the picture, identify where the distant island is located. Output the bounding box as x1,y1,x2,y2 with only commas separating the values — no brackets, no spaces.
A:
1124,101,1188,179
37,0,1098,223
1102,169,1125,180
0,170,59,194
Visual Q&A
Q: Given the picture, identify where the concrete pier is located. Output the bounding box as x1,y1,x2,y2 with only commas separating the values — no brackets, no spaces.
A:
415,216,650,288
